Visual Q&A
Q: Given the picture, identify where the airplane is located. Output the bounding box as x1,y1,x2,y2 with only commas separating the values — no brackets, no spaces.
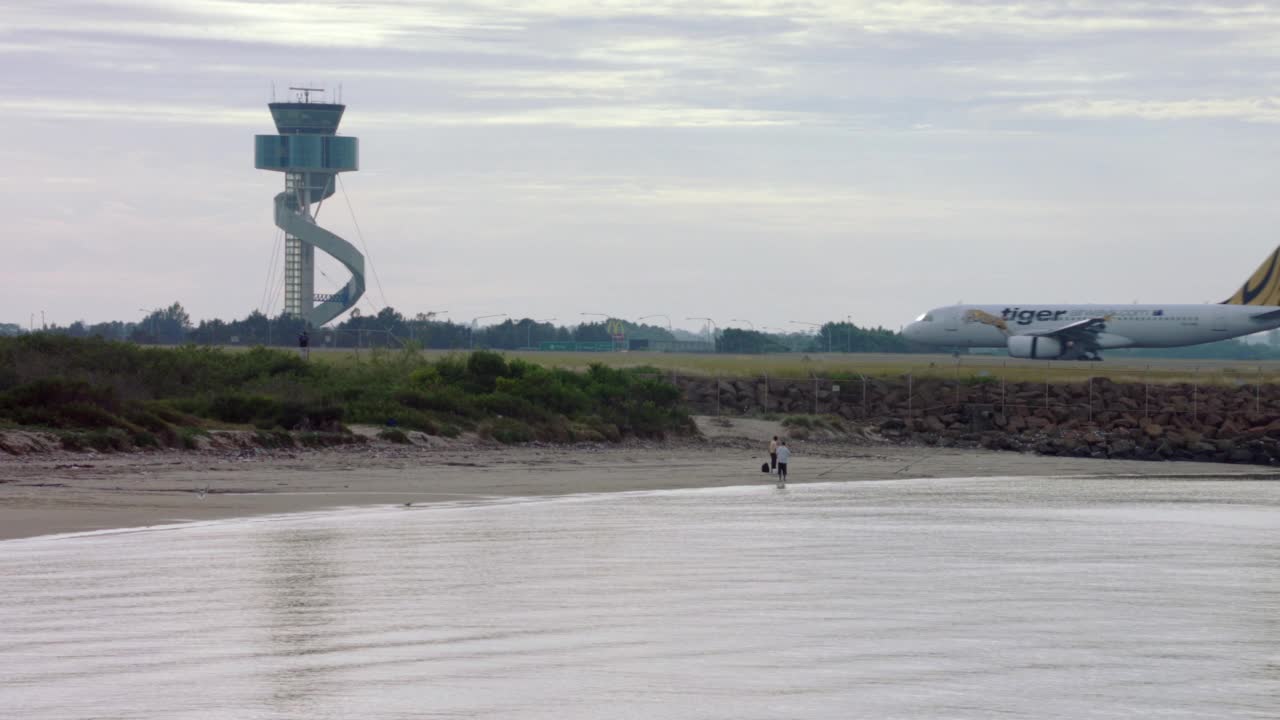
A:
901,245,1280,361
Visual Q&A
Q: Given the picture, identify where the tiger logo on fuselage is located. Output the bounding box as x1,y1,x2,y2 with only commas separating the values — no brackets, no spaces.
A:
964,309,1010,334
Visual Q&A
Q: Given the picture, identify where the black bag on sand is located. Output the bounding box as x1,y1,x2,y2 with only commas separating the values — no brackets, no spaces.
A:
761,462,770,473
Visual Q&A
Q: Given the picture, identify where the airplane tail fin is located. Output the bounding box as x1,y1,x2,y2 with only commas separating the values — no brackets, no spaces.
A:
1223,246,1280,306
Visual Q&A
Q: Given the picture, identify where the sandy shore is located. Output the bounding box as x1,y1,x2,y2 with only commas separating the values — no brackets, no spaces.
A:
2,417,1276,541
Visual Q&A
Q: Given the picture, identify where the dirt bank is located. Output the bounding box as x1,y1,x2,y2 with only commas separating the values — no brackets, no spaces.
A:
3,417,1274,542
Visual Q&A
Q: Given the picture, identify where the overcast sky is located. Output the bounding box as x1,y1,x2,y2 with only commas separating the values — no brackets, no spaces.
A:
4,1,1280,333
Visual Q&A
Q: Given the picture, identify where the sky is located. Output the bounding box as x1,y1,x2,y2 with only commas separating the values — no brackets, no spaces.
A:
3,1,1280,334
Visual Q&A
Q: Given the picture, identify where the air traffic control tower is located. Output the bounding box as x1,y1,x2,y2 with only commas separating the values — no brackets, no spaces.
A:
254,87,364,326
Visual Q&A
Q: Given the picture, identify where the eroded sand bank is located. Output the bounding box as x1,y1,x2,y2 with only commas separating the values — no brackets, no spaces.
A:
2,417,1275,541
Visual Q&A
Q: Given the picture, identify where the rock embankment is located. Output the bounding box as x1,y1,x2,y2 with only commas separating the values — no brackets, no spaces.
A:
676,375,1280,465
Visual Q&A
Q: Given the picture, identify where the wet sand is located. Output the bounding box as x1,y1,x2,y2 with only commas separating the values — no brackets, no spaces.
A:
2,418,1276,541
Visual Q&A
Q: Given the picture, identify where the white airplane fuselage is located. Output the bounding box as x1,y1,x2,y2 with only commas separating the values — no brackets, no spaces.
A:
903,303,1280,353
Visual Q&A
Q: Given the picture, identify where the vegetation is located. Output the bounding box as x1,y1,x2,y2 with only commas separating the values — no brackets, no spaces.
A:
0,336,694,450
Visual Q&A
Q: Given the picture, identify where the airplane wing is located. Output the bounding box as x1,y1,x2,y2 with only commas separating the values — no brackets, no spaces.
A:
1026,317,1109,342
1250,308,1280,322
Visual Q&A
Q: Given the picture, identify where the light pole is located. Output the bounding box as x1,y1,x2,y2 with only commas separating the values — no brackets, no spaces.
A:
845,314,855,353
687,316,717,351
730,318,756,353
790,320,829,352
412,310,446,345
40,310,46,330
763,326,790,351
528,317,556,349
470,313,507,350
638,314,673,333
138,308,158,343
580,312,612,346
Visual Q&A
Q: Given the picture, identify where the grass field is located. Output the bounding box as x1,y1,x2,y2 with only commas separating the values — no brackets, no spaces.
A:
298,347,1280,385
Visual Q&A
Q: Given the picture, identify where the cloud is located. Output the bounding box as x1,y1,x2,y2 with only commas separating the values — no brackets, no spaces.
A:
1024,97,1280,123
5,0,1280,329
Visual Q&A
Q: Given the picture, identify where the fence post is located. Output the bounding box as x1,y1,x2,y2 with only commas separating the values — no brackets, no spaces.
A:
1193,367,1198,421
908,373,913,418
862,375,868,419
1088,375,1093,423
764,373,769,413
1144,365,1150,419
954,359,961,408
1044,366,1050,411
813,375,818,415
1000,373,1006,418
716,372,721,417
1257,366,1262,415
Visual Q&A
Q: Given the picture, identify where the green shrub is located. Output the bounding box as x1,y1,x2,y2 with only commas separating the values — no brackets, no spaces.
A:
481,417,534,444
276,401,344,431
395,386,476,417
85,428,131,452
0,337,694,447
378,427,411,444
209,394,280,424
466,351,508,393
132,430,161,448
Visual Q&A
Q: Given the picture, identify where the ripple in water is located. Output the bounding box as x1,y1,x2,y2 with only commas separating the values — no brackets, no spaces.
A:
2,477,1278,719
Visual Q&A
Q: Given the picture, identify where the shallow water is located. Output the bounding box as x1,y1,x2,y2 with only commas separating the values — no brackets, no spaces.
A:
2,477,1279,719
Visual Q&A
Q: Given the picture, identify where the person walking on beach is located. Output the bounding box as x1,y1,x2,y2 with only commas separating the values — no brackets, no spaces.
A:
776,440,790,484
769,435,779,471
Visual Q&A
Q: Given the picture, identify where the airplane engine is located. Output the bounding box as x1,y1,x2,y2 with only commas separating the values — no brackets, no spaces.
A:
1007,335,1063,359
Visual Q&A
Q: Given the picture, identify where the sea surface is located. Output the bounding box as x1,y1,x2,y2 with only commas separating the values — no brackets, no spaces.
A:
2,477,1278,719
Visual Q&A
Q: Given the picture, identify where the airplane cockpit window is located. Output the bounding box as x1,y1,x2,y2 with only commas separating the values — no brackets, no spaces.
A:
915,313,934,322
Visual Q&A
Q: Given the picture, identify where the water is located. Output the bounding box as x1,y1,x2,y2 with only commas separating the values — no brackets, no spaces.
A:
2,477,1278,719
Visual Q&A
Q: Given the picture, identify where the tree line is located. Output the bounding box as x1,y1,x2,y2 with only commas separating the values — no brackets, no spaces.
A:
15,303,937,353
19,303,1280,358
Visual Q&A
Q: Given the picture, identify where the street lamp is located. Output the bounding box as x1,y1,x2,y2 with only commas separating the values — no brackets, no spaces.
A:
528,317,556,349
470,313,507,350
638,314,673,333
687,316,717,351
790,320,830,353
730,318,757,353
138,308,158,343
411,310,447,344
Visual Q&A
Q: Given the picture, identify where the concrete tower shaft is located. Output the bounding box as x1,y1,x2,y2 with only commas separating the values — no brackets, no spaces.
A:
254,91,364,327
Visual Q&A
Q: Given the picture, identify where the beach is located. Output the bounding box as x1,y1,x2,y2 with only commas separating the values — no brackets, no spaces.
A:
2,417,1274,541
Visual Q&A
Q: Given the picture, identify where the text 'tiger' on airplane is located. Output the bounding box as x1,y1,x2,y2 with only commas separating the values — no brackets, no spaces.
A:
902,245,1280,361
